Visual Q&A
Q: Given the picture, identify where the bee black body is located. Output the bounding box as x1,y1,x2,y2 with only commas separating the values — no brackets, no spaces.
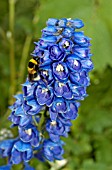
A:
28,58,39,81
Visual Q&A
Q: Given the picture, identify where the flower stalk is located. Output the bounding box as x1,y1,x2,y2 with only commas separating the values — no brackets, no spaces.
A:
0,18,93,170
9,0,16,105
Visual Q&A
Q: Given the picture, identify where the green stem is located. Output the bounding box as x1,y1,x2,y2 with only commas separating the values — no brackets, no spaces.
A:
0,27,6,40
9,0,16,105
18,34,32,86
38,108,48,131
32,116,38,127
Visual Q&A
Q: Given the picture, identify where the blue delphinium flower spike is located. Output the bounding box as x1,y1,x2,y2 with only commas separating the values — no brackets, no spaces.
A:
0,18,93,169
0,164,12,170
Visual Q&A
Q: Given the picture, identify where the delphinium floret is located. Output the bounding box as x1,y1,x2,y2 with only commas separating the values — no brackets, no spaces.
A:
0,18,93,170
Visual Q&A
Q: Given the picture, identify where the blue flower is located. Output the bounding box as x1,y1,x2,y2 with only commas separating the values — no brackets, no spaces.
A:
67,18,84,29
22,80,37,100
0,139,16,157
46,18,59,26
18,124,41,147
66,54,82,72
70,71,90,86
73,31,91,47
46,118,71,142
43,139,64,161
35,84,54,106
0,18,93,168
39,50,52,66
52,62,69,82
22,81,43,115
61,101,79,120
62,27,74,38
49,97,70,122
40,67,53,85
10,94,23,110
8,106,32,127
59,38,73,52
11,140,33,164
54,81,72,99
11,94,23,110
42,26,57,35
70,84,87,100
26,99,42,115
72,46,92,59
52,98,67,114
0,164,11,170
40,35,57,48
49,45,64,61
57,18,67,28
42,26,63,36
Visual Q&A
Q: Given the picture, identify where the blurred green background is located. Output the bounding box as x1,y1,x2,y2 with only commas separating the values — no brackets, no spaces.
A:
0,0,112,169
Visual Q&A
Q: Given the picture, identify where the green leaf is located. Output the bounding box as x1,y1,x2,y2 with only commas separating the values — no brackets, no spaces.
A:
80,67,112,133
95,137,112,165
12,164,23,170
90,18,112,71
81,159,107,170
16,17,33,34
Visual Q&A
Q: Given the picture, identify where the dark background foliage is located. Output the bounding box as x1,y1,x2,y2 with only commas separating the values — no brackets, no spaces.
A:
0,0,112,169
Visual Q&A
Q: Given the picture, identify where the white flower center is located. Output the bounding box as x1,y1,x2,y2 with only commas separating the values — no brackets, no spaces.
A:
57,102,61,106
59,82,64,87
25,129,32,136
43,70,48,76
50,121,56,126
56,64,64,72
42,88,48,93
73,86,77,90
66,21,72,27
74,60,79,66
64,41,69,47
50,147,54,150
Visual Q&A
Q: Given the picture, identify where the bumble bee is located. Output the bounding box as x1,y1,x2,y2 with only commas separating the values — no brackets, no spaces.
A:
28,58,40,81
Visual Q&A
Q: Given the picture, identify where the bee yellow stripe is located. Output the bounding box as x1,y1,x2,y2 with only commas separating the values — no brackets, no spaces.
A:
28,67,33,71
28,68,36,74
29,58,37,65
